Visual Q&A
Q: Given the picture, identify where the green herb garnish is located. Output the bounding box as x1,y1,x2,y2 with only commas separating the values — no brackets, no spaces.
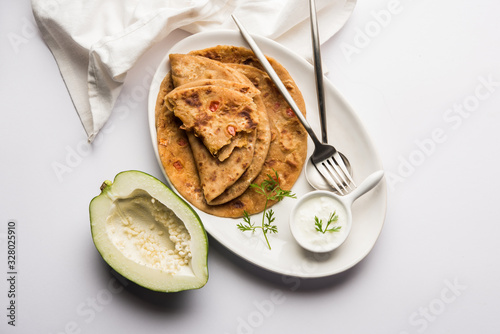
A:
237,170,296,249
314,211,342,234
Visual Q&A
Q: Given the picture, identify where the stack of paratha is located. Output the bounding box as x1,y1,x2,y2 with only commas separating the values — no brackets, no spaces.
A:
155,45,307,218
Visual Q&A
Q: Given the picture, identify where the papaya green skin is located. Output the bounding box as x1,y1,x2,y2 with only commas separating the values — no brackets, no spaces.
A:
89,170,209,293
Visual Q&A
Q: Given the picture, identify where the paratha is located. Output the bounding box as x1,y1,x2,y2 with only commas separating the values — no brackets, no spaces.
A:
166,84,258,158
186,130,256,204
167,57,258,204
155,46,307,218
192,46,308,198
168,79,261,163
156,74,261,216
169,53,237,87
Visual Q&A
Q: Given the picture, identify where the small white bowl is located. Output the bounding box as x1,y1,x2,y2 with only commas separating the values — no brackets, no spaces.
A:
290,170,384,253
290,190,352,253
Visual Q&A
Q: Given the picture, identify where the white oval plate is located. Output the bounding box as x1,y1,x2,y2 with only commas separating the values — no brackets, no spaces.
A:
147,30,387,278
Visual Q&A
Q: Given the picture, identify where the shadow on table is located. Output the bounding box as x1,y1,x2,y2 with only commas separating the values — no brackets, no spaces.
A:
207,234,368,292
90,230,372,310
92,251,197,312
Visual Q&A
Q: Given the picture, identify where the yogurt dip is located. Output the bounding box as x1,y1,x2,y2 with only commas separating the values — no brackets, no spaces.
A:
290,191,351,253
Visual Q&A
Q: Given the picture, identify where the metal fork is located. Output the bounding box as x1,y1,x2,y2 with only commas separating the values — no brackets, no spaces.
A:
308,0,356,193
232,14,356,194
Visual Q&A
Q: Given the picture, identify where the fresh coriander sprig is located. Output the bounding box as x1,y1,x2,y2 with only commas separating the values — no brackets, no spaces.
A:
314,211,341,234
237,170,296,249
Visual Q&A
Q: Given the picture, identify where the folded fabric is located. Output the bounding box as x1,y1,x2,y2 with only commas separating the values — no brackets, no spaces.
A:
31,0,356,142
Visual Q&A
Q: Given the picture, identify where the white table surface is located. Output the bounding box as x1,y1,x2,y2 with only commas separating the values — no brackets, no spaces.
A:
2,1,500,333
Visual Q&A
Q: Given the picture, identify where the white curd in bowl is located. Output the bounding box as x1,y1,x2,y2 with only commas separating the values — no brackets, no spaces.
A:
290,171,385,253
290,191,352,253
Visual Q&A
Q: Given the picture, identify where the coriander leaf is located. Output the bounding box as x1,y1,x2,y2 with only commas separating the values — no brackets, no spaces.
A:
326,226,342,233
314,216,324,233
237,211,255,232
315,211,341,234
236,170,296,249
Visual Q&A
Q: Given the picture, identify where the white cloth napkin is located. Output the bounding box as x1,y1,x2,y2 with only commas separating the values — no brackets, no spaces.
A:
31,0,356,142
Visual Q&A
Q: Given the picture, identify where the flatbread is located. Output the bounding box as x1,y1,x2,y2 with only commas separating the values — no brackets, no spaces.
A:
169,53,237,87
167,56,258,203
192,46,308,199
186,130,256,203
166,79,261,161
208,83,271,206
166,85,258,158
155,74,260,216
156,46,306,218
156,74,205,208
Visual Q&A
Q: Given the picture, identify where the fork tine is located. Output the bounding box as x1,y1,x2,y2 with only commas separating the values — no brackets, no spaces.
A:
332,152,356,188
324,160,348,193
325,160,350,192
314,162,344,194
